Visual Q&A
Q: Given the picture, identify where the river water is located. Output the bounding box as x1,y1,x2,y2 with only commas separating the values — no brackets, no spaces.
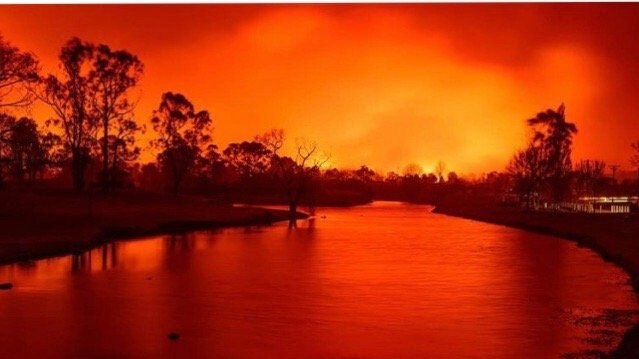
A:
0,202,638,358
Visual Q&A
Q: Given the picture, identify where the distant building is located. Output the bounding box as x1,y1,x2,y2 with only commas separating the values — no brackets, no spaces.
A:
555,196,639,213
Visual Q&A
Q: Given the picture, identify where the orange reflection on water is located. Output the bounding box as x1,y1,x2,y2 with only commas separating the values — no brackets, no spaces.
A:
0,202,637,358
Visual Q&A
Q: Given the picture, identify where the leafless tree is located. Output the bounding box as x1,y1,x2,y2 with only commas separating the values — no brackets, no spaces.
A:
575,160,606,196
274,139,330,216
255,128,284,154
507,144,547,208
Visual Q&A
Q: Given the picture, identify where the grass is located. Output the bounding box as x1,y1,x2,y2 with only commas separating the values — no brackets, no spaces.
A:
0,188,306,264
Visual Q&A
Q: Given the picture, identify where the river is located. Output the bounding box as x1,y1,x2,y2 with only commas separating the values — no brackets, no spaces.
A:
0,202,637,358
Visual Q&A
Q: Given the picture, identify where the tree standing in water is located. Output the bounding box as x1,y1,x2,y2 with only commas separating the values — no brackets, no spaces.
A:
256,130,329,218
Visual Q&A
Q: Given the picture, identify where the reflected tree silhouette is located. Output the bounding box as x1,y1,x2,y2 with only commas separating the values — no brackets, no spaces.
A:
71,243,119,272
165,233,195,253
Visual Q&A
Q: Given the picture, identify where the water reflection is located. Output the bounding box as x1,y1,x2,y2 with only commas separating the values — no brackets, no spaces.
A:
69,243,119,273
0,202,637,359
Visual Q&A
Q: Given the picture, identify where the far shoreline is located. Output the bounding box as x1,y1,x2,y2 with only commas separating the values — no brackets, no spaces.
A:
433,199,639,358
0,189,307,266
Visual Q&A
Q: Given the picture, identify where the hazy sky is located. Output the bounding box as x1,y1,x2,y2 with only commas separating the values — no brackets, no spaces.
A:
1,4,638,175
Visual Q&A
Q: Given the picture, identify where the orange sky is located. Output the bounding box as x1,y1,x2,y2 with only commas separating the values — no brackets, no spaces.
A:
1,4,638,175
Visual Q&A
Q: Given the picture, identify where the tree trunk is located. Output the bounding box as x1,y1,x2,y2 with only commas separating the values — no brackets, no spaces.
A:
172,175,181,196
102,119,109,191
71,148,86,191
288,201,297,215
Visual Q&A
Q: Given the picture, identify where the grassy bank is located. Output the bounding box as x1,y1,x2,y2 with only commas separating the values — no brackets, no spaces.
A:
0,189,307,265
433,195,639,358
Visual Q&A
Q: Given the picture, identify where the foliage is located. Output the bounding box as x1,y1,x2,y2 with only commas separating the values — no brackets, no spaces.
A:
527,103,578,201
150,92,212,194
0,35,39,108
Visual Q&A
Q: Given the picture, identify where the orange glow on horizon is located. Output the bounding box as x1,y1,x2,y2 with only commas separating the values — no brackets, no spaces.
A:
1,4,638,176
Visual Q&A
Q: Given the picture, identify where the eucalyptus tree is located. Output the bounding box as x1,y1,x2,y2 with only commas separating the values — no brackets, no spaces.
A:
89,44,143,190
150,92,212,195
0,35,38,109
39,38,97,190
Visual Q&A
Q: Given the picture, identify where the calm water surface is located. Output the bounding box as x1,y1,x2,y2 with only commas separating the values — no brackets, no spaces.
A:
1,202,638,358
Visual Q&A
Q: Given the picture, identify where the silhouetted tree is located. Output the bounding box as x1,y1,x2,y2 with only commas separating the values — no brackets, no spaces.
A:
424,173,438,185
255,128,284,154
137,162,162,191
507,144,547,208
150,92,212,195
0,115,61,184
89,43,143,190
38,38,97,190
271,138,329,215
8,117,40,181
402,163,423,177
223,141,272,179
575,160,606,196
0,113,15,185
631,141,639,181
198,143,226,183
447,171,459,184
0,35,39,108
108,117,143,188
527,103,577,201
354,165,376,183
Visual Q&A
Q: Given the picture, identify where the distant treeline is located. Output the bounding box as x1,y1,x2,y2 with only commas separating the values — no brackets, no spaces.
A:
1,35,639,211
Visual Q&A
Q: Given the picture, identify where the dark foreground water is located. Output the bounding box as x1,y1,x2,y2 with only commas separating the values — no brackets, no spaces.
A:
1,202,638,359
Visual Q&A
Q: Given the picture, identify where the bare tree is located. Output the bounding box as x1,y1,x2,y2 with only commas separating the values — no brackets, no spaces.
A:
255,128,284,154
272,139,329,216
0,35,39,108
507,144,547,208
575,160,606,196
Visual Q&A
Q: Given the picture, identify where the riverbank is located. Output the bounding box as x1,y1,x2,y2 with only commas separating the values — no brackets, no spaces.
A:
0,189,306,265
433,196,639,358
